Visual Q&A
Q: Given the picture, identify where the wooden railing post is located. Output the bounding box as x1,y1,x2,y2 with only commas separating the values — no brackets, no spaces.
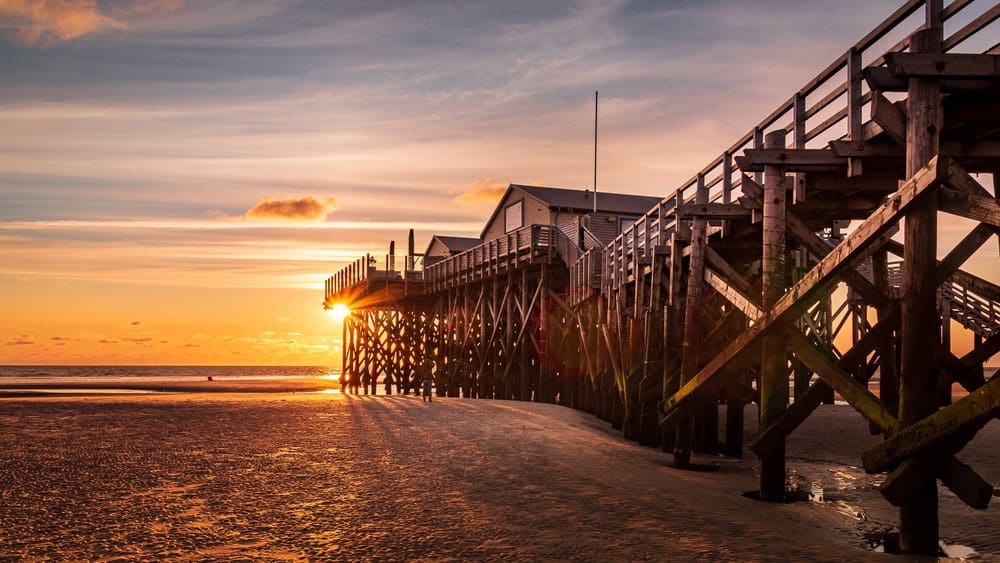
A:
793,92,807,204
847,47,864,177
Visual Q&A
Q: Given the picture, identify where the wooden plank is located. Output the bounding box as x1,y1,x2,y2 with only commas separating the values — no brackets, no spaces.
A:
862,376,1000,473
938,188,1000,228
787,329,901,434
885,53,1000,78
737,148,846,172
660,157,944,419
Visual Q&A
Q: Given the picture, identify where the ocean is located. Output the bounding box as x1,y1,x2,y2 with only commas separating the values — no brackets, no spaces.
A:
0,366,339,393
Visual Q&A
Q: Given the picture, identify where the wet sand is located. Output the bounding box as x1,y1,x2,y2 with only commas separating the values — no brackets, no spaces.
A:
1,389,997,561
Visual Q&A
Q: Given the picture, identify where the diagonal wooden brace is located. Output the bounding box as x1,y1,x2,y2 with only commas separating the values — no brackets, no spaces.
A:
938,187,1000,228
862,377,1000,474
786,329,900,434
659,157,946,423
750,305,900,455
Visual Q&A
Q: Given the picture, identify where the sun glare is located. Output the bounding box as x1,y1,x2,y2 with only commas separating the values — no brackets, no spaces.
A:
329,303,351,321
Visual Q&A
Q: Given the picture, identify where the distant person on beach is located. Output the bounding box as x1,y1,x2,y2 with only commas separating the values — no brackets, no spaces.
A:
361,372,371,395
421,359,434,402
349,373,359,395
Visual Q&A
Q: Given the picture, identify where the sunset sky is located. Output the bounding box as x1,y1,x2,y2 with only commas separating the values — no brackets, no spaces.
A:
1,0,996,365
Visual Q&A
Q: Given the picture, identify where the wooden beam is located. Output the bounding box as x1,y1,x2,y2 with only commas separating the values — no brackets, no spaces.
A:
938,349,986,392
759,130,789,500
736,148,846,173
885,52,1000,79
787,330,901,434
864,65,1000,93
898,25,943,552
831,139,1000,161
751,304,899,455
678,203,752,218
785,211,893,310
704,268,762,321
870,91,907,144
938,187,1000,228
704,246,757,299
803,171,899,193
862,376,1000,473
660,157,944,419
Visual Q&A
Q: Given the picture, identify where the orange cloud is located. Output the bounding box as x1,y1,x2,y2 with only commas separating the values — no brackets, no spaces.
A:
1,0,124,45
452,178,507,207
243,195,338,222
0,0,182,46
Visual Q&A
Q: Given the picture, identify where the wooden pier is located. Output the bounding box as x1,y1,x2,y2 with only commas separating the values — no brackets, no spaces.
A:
324,0,1000,554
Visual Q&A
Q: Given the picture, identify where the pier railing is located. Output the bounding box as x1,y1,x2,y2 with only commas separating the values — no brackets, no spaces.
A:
885,262,1000,338
325,254,374,303
424,224,580,293
589,0,999,300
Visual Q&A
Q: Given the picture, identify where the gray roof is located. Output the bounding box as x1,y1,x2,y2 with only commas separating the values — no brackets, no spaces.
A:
433,235,480,252
512,184,660,215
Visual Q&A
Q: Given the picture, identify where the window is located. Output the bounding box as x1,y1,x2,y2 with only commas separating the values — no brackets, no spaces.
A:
504,200,523,233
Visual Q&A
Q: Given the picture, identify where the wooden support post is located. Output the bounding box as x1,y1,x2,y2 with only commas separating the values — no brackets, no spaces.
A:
539,268,552,403
662,233,684,453
519,268,531,401
898,21,942,555
760,129,789,501
674,175,709,468
872,249,899,413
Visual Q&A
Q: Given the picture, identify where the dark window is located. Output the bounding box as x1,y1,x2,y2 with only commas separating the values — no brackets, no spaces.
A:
505,200,523,233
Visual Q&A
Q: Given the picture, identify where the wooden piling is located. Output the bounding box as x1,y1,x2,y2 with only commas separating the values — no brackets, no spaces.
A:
760,130,788,501
898,22,943,555
674,175,709,468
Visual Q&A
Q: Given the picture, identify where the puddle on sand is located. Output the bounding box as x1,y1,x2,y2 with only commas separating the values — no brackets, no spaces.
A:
863,532,978,559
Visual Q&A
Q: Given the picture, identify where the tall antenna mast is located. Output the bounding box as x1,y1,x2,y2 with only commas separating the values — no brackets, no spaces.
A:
593,90,598,213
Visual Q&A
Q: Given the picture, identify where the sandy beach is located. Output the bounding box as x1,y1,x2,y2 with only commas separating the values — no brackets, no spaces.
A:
1,387,998,561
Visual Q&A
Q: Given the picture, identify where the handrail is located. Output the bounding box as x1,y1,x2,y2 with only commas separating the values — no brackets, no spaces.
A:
421,224,583,293
325,253,374,302
597,0,995,298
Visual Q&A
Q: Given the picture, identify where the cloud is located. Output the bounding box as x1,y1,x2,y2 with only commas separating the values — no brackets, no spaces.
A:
0,0,182,46
1,0,124,46
97,338,117,344
123,336,152,343
5,338,34,345
452,178,507,207
242,195,338,222
130,320,142,326
111,0,183,17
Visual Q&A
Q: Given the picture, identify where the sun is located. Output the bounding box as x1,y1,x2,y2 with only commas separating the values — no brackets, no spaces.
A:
329,303,351,321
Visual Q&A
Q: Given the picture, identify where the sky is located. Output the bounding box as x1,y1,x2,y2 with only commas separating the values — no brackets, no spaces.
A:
0,0,996,365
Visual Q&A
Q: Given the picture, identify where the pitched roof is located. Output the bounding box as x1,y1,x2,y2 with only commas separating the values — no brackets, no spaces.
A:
511,184,660,215
432,235,480,252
